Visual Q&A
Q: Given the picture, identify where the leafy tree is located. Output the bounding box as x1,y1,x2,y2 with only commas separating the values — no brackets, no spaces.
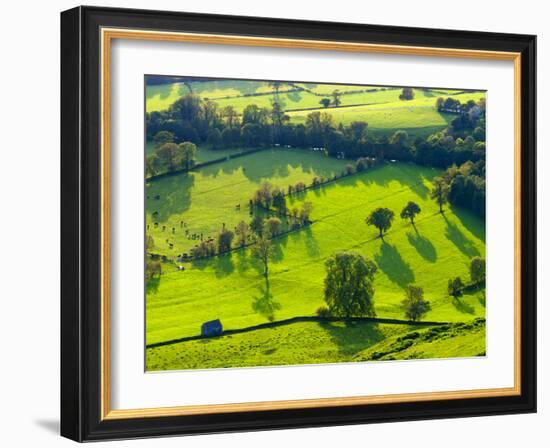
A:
235,220,250,247
178,141,197,171
268,81,283,98
252,182,273,208
300,202,313,223
206,128,222,149
155,142,179,172
145,153,162,177
250,215,265,236
366,207,395,238
264,217,282,238
448,276,465,299
221,105,239,128
145,235,155,251
319,98,331,108
431,176,450,213
331,89,342,107
191,240,216,259
400,201,421,225
251,236,274,277
170,94,202,122
242,104,269,125
470,256,486,284
145,259,162,279
271,188,287,214
153,130,175,148
323,251,377,318
217,227,234,253
401,285,431,321
399,87,414,100
221,127,241,147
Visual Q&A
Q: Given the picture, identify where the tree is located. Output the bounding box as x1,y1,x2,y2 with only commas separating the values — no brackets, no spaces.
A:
153,130,175,148
221,105,239,128
448,276,464,299
300,202,313,223
366,207,395,238
399,87,414,100
470,256,486,284
252,182,273,208
146,259,162,279
268,81,283,98
155,142,179,171
323,251,377,318
331,89,342,107
264,217,282,238
431,176,450,213
235,220,250,247
319,98,331,108
217,227,234,253
145,153,162,177
145,235,155,251
178,141,197,171
401,285,431,321
400,201,421,225
251,236,274,277
250,215,265,236
206,128,222,149
242,104,269,125
271,188,287,214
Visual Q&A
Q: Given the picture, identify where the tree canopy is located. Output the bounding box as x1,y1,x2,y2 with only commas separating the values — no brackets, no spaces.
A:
323,251,377,318
366,207,395,238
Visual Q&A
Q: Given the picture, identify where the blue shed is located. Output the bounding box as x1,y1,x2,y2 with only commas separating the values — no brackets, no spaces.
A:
201,319,223,337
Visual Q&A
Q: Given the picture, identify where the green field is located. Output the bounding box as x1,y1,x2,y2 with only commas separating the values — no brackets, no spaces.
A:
145,153,485,362
147,319,485,370
145,78,486,371
145,79,484,139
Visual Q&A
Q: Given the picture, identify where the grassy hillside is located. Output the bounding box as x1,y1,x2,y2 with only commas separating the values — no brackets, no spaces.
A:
146,318,485,370
146,156,485,347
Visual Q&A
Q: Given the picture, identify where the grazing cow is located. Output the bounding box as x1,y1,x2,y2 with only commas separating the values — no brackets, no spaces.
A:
162,226,166,231
177,265,185,271
154,194,160,200
172,227,175,233
154,222,159,227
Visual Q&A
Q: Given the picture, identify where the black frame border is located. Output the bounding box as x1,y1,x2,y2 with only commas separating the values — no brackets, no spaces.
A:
61,6,536,442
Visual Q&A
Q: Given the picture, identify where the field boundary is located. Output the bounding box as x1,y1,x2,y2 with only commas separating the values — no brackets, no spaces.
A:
146,315,450,349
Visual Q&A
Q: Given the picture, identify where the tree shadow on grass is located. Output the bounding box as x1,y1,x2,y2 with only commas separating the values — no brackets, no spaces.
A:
214,252,235,278
146,277,160,295
452,297,475,315
145,173,195,222
319,321,385,356
303,226,320,257
450,205,486,242
406,230,437,262
443,214,480,258
252,278,281,321
374,241,415,288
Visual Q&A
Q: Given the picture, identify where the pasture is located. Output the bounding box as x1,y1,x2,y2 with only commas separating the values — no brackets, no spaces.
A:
145,78,485,139
145,153,486,352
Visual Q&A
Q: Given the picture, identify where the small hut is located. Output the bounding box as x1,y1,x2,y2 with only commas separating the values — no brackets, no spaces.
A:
201,319,223,337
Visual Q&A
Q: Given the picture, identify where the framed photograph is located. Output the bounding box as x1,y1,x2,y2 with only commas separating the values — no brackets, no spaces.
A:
61,6,536,442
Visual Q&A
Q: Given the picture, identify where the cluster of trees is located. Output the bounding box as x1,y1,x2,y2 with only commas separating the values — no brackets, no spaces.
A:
317,252,485,322
318,89,342,108
250,182,314,226
365,201,422,238
429,160,486,217
146,136,197,177
318,251,431,322
447,256,486,299
146,94,486,214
